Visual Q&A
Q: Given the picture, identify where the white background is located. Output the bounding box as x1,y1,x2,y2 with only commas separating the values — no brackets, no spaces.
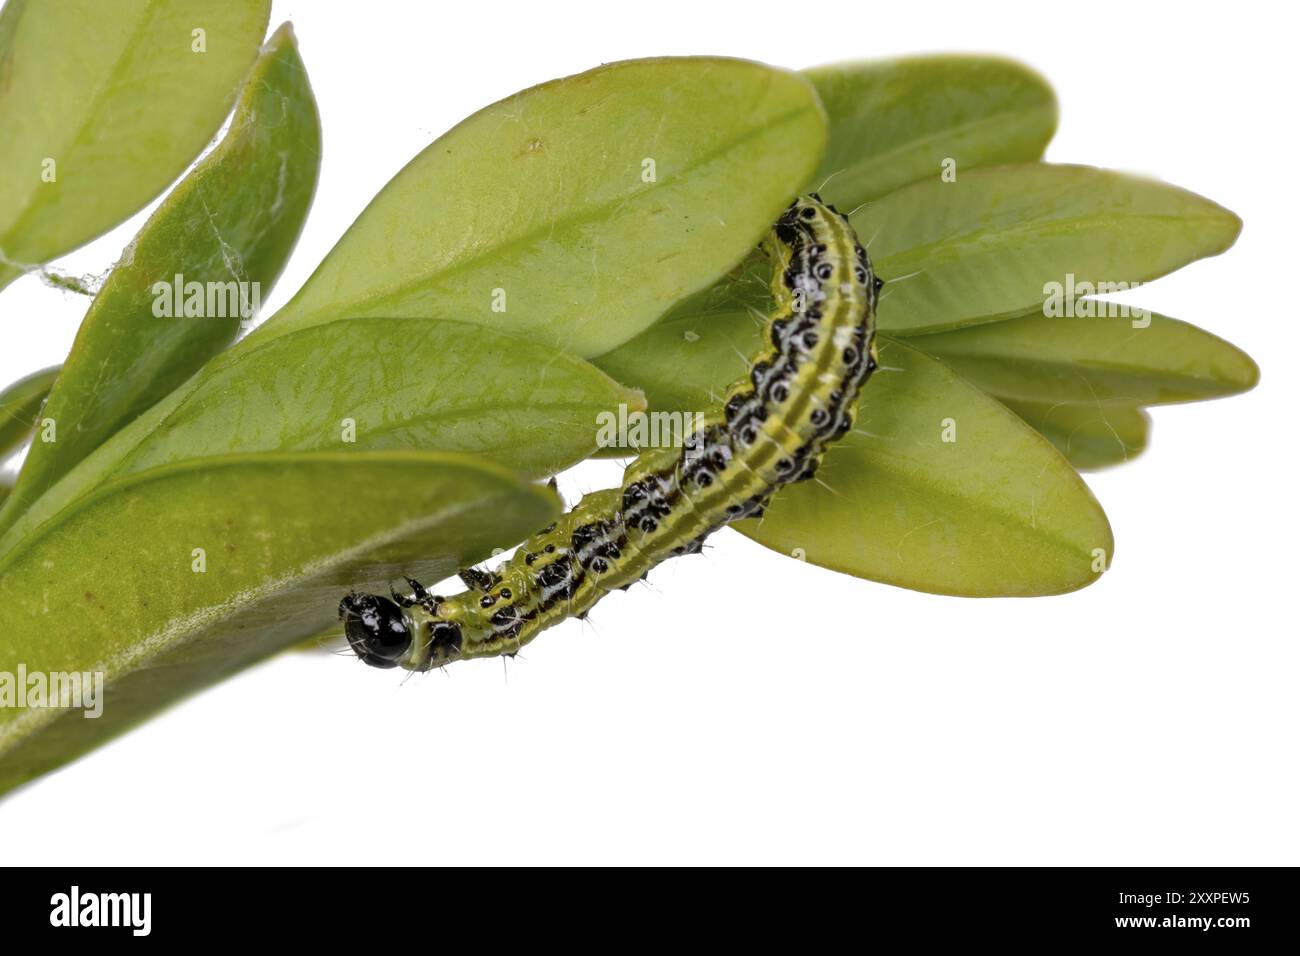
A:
2,0,1296,865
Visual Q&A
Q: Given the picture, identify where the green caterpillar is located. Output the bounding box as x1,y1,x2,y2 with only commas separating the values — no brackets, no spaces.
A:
340,194,880,670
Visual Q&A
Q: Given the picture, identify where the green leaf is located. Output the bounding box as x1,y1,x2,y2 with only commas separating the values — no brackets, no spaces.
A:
0,365,58,460
904,308,1260,405
264,56,827,357
597,321,1112,595
0,23,320,530
598,297,1254,474
805,55,1057,209
609,56,1060,358
0,0,272,291
0,450,559,796
92,317,642,481
594,303,755,414
1002,398,1149,470
737,338,1113,595
0,318,637,559
862,164,1241,335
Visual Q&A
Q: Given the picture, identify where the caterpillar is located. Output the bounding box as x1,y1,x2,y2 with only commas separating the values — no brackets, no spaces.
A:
340,194,881,670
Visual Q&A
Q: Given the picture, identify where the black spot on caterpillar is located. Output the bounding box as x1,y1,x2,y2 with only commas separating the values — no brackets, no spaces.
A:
340,194,880,671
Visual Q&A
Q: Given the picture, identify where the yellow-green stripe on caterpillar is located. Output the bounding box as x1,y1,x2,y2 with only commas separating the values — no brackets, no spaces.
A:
340,194,881,671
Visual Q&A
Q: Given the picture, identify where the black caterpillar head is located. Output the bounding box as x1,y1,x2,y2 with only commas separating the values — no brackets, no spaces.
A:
339,592,412,668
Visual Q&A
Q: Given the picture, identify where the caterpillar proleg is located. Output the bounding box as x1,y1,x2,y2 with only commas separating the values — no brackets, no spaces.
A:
340,194,881,670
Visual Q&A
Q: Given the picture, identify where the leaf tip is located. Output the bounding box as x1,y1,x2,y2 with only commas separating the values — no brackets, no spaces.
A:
266,20,298,51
